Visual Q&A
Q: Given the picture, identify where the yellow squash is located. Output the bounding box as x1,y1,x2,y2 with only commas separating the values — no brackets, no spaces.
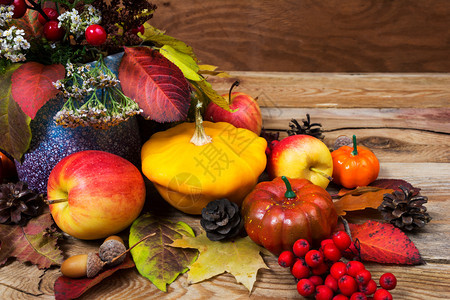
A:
141,105,267,214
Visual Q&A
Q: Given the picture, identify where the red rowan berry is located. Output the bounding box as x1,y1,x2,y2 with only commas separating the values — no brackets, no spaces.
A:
309,275,324,286
325,274,339,292
379,273,397,290
297,278,315,297
355,269,372,285
346,260,365,277
373,288,393,300
323,243,342,262
350,292,367,300
338,275,358,296
359,279,377,295
321,238,335,248
315,284,334,300
305,249,323,268
330,261,347,280
293,238,310,257
278,250,295,268
332,295,349,300
291,259,310,279
333,231,352,251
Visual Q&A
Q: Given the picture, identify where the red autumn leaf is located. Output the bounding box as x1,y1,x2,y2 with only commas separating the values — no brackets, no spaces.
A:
342,220,423,265
370,179,421,196
11,62,65,119
0,212,63,268
118,46,191,122
54,253,135,300
10,9,42,39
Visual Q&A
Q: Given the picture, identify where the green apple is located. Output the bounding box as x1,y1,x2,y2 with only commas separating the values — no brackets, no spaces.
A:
268,135,333,189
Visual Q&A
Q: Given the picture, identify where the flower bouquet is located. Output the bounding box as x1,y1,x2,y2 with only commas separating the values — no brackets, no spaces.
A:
0,0,230,192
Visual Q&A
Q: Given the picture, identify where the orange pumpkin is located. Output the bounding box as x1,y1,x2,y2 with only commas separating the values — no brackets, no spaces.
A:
241,176,337,255
331,135,380,188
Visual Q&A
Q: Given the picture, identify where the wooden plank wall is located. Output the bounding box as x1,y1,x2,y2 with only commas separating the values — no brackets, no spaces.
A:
149,0,450,72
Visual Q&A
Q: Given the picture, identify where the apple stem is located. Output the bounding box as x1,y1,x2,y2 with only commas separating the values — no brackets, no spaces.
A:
281,176,297,199
44,198,68,205
310,167,333,182
109,232,156,265
190,102,212,146
351,135,358,156
228,80,240,104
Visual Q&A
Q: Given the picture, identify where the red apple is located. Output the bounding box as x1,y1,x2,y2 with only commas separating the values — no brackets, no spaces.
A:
268,135,333,189
0,151,17,180
47,150,145,240
204,91,263,135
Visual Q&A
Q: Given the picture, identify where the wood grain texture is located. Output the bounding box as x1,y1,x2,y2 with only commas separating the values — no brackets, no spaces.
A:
150,0,450,72
207,72,450,108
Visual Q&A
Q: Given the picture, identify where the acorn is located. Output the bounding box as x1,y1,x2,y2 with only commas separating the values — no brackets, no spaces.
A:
60,252,104,278
99,235,127,267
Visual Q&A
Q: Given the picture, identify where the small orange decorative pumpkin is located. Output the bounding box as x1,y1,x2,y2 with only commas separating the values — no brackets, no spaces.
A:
241,176,337,255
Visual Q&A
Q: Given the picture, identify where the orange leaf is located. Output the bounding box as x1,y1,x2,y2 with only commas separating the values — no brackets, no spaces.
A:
333,187,394,216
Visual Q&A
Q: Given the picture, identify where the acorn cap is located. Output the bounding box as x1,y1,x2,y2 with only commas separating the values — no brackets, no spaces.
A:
86,252,104,278
99,239,127,267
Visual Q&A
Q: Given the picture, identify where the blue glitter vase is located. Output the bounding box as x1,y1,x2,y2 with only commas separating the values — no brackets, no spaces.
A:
16,53,141,193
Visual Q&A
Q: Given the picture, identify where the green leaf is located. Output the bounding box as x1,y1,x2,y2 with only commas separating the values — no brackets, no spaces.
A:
159,45,202,82
0,64,31,161
129,213,198,292
193,79,234,112
170,234,270,293
140,23,197,60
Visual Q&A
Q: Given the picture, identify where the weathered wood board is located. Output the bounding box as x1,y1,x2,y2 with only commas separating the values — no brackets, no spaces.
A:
149,0,450,72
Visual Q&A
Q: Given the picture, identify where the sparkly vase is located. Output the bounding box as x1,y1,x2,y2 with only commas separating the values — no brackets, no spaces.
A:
16,53,141,193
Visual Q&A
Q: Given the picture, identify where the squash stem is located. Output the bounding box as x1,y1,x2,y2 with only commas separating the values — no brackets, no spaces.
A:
190,102,212,146
351,135,358,156
281,176,297,199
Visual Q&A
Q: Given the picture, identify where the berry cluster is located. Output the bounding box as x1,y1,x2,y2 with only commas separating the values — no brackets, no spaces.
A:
278,231,397,299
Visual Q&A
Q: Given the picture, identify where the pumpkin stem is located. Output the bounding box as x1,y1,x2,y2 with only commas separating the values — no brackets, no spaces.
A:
190,102,213,146
351,135,358,156
281,176,297,199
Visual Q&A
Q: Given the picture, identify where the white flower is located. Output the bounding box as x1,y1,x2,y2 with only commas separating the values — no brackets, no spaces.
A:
0,25,30,62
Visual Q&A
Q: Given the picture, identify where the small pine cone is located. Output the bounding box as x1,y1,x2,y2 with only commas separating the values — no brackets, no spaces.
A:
0,181,45,225
200,198,243,241
378,186,432,231
287,114,324,140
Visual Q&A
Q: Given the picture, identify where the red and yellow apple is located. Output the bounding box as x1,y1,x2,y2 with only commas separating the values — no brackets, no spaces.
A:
0,151,17,180
47,150,145,240
267,135,333,189
204,91,262,135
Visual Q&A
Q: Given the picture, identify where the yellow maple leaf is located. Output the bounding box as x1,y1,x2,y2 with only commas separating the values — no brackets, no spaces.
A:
169,233,270,293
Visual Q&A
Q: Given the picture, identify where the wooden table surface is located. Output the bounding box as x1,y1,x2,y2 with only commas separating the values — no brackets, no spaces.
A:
0,72,449,299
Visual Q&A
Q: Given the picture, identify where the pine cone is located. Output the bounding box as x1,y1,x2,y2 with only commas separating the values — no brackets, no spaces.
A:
378,186,432,231
287,114,324,140
0,181,45,225
200,198,243,241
